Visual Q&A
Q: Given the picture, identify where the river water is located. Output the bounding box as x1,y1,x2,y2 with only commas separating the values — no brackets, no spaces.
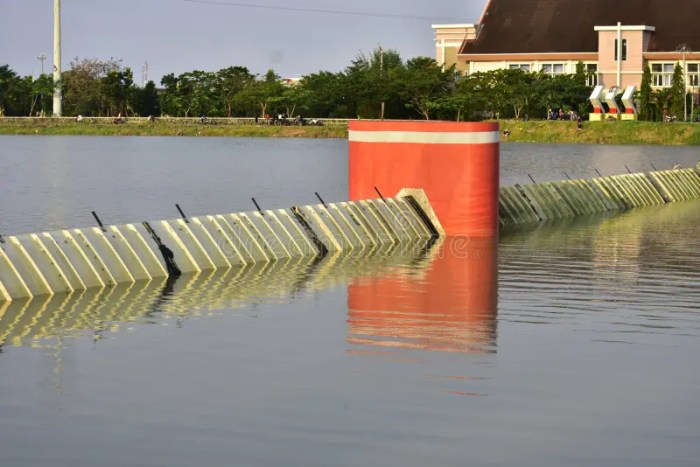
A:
0,136,699,467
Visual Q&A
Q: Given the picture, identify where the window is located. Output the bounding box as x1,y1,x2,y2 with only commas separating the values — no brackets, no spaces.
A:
614,39,627,61
509,64,531,71
689,64,699,87
652,63,674,87
586,64,598,87
541,63,564,75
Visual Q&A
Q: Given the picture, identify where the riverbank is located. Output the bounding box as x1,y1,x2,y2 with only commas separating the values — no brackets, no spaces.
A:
0,118,347,138
1,118,699,145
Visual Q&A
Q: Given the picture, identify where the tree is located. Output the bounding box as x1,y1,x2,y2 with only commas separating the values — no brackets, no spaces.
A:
669,63,685,119
133,80,160,116
345,48,404,119
400,57,454,120
638,65,654,121
217,66,255,117
300,71,346,117
0,65,24,116
234,70,284,117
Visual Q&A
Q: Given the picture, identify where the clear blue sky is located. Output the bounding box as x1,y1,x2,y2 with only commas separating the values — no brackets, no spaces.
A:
0,0,484,83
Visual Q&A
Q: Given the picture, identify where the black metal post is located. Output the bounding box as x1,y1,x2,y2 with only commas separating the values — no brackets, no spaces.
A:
374,186,386,201
175,204,189,223
251,197,263,214
91,211,107,232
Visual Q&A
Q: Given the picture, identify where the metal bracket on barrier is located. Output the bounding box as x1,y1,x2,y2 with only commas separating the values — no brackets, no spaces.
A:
314,192,327,207
92,211,107,232
175,204,189,223
143,221,182,277
251,198,263,214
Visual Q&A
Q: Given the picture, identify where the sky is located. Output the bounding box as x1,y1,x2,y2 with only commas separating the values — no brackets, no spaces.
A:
0,0,486,83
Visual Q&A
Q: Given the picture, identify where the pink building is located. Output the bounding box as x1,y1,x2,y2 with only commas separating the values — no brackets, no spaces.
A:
434,0,700,99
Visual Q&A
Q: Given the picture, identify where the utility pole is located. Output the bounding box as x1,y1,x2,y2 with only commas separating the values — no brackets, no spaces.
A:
677,44,691,122
53,0,62,117
37,53,47,76
142,61,149,86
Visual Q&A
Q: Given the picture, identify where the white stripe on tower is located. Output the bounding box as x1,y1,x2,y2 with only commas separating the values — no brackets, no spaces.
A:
348,130,500,145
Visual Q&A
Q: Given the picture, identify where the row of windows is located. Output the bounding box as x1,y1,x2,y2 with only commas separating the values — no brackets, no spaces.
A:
651,63,700,87
499,62,699,88
507,63,598,85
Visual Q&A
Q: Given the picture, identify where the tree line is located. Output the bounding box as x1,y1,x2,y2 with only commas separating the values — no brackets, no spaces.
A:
0,48,693,121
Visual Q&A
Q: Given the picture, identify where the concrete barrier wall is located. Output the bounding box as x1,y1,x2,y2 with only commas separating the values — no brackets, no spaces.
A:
499,168,700,228
0,190,439,302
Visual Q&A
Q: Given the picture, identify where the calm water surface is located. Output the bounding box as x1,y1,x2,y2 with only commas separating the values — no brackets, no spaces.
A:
0,136,699,467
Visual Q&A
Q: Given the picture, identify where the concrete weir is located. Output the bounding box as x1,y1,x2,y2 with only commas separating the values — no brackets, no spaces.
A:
0,190,442,302
499,168,700,228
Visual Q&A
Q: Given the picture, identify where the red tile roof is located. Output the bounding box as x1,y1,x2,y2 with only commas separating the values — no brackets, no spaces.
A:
461,0,700,54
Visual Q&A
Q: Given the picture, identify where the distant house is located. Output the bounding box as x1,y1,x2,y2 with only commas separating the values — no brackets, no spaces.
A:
433,0,700,97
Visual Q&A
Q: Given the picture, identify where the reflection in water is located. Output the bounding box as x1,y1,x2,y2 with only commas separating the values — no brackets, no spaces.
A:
347,237,499,354
499,201,700,338
0,242,451,350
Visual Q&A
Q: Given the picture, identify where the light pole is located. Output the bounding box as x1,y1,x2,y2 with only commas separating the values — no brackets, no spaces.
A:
677,44,691,122
53,0,62,117
37,53,47,76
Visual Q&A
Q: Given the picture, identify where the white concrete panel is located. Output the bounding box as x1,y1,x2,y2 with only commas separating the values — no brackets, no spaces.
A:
78,228,135,285
326,203,364,250
0,244,33,299
226,214,270,262
340,202,379,247
3,237,53,297
274,209,318,257
51,230,106,289
148,220,202,274
237,213,282,260
116,224,169,278
40,232,87,290
201,216,248,266
189,217,233,269
248,212,292,259
102,227,153,281
357,201,396,244
264,210,304,257
297,206,343,252
212,215,256,264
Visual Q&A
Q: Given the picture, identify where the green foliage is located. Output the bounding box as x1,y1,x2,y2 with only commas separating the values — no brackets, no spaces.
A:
400,57,455,120
670,63,685,119
0,49,599,120
638,65,654,121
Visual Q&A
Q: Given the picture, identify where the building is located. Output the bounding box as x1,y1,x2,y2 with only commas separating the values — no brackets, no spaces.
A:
433,0,700,97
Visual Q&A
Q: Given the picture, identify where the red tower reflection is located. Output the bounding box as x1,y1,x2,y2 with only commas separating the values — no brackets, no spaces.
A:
348,237,498,354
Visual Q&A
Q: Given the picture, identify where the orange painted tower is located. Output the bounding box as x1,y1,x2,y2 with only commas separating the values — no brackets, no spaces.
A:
348,121,500,238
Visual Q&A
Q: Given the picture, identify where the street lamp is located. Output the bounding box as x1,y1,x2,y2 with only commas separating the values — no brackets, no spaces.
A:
37,53,47,76
677,44,691,121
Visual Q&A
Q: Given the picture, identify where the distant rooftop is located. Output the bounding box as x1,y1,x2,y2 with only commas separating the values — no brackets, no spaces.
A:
461,0,700,54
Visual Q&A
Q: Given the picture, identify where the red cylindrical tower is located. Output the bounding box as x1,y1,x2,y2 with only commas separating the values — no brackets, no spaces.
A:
348,120,500,238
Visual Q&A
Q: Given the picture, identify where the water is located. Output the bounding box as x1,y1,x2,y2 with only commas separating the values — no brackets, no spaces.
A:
1,136,699,467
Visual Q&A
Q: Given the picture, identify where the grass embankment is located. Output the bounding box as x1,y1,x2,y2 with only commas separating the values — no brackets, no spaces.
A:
0,119,347,138
1,118,699,145
499,120,700,145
